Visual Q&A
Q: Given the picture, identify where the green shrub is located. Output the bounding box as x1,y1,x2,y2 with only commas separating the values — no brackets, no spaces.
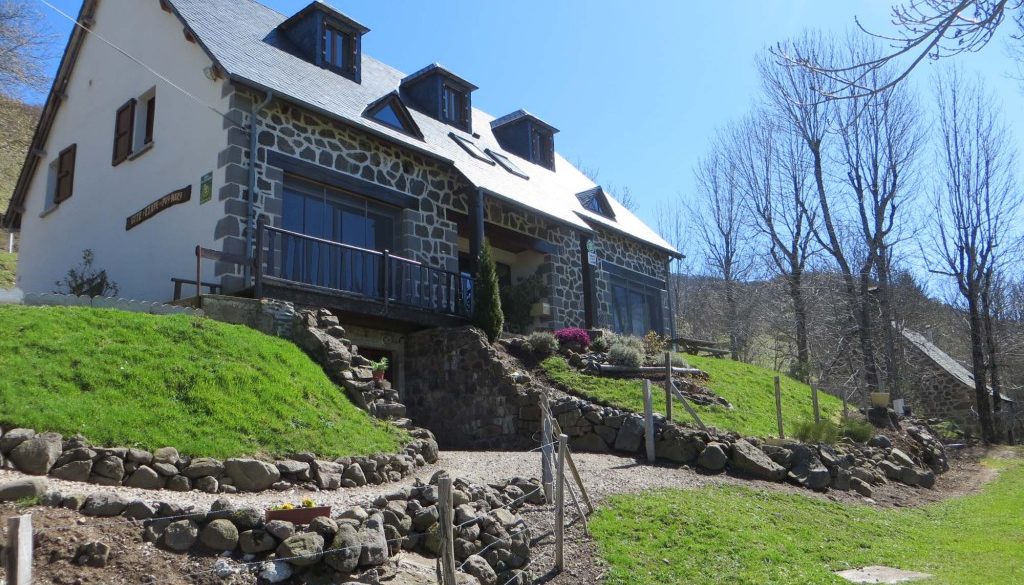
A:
608,340,643,368
499,273,548,333
527,331,557,358
841,416,874,443
671,353,690,368
590,330,616,353
642,331,667,358
793,419,840,444
471,242,503,343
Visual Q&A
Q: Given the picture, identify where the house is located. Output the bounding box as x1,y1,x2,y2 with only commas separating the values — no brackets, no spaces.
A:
901,328,1018,437
2,0,680,344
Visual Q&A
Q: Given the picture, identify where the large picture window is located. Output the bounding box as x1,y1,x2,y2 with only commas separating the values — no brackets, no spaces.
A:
609,273,663,337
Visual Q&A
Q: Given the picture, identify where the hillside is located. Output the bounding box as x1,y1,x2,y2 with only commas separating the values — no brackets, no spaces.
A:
0,305,406,458
0,251,14,288
542,354,844,438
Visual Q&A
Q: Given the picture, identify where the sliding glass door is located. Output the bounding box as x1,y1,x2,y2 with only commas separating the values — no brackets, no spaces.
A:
609,275,663,336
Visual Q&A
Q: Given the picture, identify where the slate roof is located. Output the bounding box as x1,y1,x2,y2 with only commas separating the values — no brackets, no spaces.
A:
166,0,679,256
902,328,1013,403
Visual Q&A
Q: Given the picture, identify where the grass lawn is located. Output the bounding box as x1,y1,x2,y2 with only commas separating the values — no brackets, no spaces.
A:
541,354,843,438
0,305,406,458
591,450,1024,585
0,251,15,289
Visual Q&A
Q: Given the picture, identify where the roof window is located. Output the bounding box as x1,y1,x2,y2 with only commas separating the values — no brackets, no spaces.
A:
486,149,529,180
449,133,494,164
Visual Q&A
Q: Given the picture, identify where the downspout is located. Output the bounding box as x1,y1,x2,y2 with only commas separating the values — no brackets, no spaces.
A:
245,90,274,285
666,256,678,350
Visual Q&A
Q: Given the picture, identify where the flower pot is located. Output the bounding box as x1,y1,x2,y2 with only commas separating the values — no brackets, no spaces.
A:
870,392,891,408
265,506,331,525
372,370,386,382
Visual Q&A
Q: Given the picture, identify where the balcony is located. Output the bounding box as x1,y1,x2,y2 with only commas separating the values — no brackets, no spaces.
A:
254,219,473,328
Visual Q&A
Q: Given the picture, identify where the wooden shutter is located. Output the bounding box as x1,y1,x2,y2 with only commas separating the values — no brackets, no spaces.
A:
54,144,76,203
112,99,136,165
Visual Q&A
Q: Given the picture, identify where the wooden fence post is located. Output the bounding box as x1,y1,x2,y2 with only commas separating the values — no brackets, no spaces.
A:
541,398,554,504
664,352,673,422
669,381,708,432
643,380,656,463
6,514,32,585
811,384,821,425
774,376,785,440
437,475,457,585
554,434,567,572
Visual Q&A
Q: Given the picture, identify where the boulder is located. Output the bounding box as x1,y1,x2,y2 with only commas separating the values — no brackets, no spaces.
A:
239,529,277,554
200,518,239,551
312,460,344,490
91,456,125,482
124,500,158,520
0,478,47,501
570,433,608,452
731,439,787,481
125,466,164,490
851,477,873,498
613,415,645,453
358,512,388,567
276,460,310,476
51,460,93,482
183,458,224,479
899,466,923,487
81,493,128,517
126,448,153,465
867,435,892,449
163,520,199,552
308,516,339,539
832,468,852,491
228,508,262,531
889,448,916,468
463,554,498,585
879,460,902,480
10,433,63,475
75,541,111,568
697,443,729,471
342,463,367,487
265,520,295,541
325,523,361,573
413,505,440,531
276,532,324,567
0,428,36,454
224,458,280,491
153,447,180,466
166,475,190,492
195,476,219,494
259,560,293,583
152,462,179,477
655,435,701,464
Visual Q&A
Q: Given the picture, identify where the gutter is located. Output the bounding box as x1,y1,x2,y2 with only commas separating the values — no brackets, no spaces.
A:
245,90,274,285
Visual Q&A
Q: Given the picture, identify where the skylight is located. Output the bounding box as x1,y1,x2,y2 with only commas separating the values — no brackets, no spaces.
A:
449,133,494,165
485,149,529,180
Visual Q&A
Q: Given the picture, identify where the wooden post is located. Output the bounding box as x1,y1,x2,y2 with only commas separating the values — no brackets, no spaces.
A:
774,376,785,440
564,449,593,514
669,381,709,432
194,245,202,300
437,475,457,585
554,434,567,572
6,514,32,585
565,479,589,536
541,399,554,504
664,351,673,422
643,380,656,463
811,384,821,425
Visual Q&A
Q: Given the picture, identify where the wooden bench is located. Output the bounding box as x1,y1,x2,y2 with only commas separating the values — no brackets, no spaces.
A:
171,278,222,301
673,336,732,358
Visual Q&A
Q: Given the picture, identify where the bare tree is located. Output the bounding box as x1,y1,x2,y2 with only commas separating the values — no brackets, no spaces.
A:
0,0,51,96
929,68,1022,442
732,112,819,381
572,158,641,213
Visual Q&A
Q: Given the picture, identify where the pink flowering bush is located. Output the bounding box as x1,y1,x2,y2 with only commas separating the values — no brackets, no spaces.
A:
554,327,591,349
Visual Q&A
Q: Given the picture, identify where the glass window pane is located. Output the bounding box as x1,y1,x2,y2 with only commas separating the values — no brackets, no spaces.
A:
373,104,405,130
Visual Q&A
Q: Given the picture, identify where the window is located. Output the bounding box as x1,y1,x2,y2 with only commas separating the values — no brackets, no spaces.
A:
441,84,468,127
485,148,529,180
48,144,77,207
531,127,554,169
112,99,135,165
609,274,663,336
323,25,352,71
449,133,494,165
576,188,615,219
364,94,423,138
137,92,156,148
112,88,156,166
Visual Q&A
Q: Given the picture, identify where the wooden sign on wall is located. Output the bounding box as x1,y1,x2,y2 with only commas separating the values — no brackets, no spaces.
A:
126,185,191,231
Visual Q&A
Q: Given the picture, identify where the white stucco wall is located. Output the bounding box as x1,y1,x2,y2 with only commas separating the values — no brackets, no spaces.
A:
16,0,230,302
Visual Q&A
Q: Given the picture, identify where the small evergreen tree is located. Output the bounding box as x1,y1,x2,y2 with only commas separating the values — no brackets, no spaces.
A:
471,242,504,343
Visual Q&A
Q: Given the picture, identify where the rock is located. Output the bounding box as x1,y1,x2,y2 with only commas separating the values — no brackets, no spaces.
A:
228,508,262,531
413,505,439,531
200,518,239,551
61,493,86,510
0,428,35,454
239,529,277,554
91,456,125,482
163,520,199,552
50,460,92,483
0,478,47,501
570,433,608,452
125,500,158,520
75,541,110,568
126,448,153,465
125,466,164,489
166,475,190,492
463,555,498,585
40,490,63,507
832,469,852,491
851,467,877,485
153,447,180,466
899,466,923,487
613,415,645,453
359,512,388,567
731,439,787,481
343,463,367,486
384,508,412,535
9,433,63,475
312,460,344,490
308,516,339,539
879,460,902,480
265,520,295,541
184,458,224,479
276,460,310,476
326,523,361,573
889,448,916,468
918,469,936,489
697,443,729,471
655,435,701,464
276,532,324,567
54,447,96,468
224,458,280,491
259,560,293,583
81,493,128,516
152,462,178,477
851,477,873,498
867,435,892,449
801,465,831,491
195,476,219,494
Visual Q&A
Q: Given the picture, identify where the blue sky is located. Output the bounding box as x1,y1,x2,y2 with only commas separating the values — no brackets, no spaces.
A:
32,0,1024,241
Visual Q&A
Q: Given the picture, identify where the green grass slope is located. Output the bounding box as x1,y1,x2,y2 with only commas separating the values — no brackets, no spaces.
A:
0,306,406,458
591,450,1024,585
542,354,842,438
0,251,15,289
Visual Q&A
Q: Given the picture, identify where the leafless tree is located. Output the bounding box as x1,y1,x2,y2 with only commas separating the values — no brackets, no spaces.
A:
731,112,819,381
572,158,640,213
928,68,1022,442
774,0,1024,99
0,0,51,96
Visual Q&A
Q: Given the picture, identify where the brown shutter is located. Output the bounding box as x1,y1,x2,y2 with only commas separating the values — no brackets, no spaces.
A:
54,144,76,203
112,99,136,165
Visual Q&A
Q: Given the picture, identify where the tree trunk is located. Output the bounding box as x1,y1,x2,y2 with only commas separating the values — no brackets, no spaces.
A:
789,271,811,383
874,250,902,398
725,278,740,361
967,292,996,443
856,270,880,394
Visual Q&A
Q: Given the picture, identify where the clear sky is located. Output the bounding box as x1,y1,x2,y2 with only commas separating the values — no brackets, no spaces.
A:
30,0,1024,242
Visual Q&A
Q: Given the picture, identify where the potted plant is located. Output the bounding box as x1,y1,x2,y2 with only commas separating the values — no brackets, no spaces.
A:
265,498,331,524
370,357,389,382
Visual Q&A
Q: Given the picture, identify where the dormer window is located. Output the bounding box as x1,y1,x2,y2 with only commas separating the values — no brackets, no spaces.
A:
576,187,615,219
278,2,369,83
441,85,468,127
400,64,476,132
491,110,559,171
323,25,353,72
364,92,423,139
531,127,554,169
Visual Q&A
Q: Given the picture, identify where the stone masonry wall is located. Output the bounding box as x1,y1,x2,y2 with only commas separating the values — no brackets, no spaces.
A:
592,227,671,334
902,343,979,432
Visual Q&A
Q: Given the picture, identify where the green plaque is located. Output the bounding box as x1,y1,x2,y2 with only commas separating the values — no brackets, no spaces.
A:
199,172,213,204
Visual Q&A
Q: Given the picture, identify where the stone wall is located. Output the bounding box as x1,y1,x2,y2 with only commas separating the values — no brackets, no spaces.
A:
591,227,672,334
404,327,541,449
